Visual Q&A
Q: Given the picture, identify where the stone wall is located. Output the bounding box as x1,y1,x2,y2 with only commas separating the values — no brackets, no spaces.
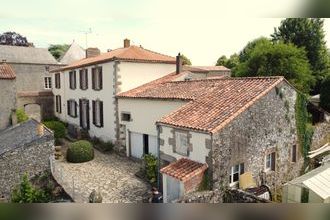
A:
0,80,16,130
211,81,303,200
0,135,54,199
17,94,54,120
311,121,330,150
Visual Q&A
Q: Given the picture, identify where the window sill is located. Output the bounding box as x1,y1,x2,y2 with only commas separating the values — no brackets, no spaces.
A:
68,115,77,118
80,88,88,91
229,182,239,188
92,88,102,91
93,124,103,128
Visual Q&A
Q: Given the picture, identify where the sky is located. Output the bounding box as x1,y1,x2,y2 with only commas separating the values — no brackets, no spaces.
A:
1,0,330,65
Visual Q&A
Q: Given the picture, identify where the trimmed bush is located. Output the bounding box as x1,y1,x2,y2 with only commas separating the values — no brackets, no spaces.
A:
67,140,94,163
91,137,114,152
16,109,29,123
142,154,158,185
43,121,66,139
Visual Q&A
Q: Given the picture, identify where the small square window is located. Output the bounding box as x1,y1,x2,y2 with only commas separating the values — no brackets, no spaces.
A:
44,77,52,89
175,132,188,156
121,113,131,121
229,163,244,185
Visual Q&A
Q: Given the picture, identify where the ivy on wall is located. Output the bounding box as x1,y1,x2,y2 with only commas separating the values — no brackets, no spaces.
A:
295,93,314,159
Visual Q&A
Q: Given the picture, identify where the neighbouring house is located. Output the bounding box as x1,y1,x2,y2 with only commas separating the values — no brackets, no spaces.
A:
0,119,54,200
0,45,62,123
0,63,16,130
117,64,303,202
51,39,178,150
282,162,330,203
59,41,86,65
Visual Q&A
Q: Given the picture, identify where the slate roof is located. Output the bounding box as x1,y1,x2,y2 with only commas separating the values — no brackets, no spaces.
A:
160,158,208,181
0,119,53,155
53,45,176,71
0,45,58,65
0,63,16,79
118,75,284,133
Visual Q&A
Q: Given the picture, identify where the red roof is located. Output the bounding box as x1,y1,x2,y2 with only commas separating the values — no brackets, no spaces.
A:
118,75,284,133
160,158,208,181
53,45,175,71
0,63,16,79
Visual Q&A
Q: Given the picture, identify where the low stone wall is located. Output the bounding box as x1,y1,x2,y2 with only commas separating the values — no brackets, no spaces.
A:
0,137,54,200
176,190,223,203
223,189,270,203
311,121,330,150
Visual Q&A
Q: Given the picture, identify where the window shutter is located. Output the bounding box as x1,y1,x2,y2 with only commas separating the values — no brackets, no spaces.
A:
55,96,58,113
100,101,103,127
86,100,90,130
92,100,96,125
67,100,71,116
79,99,82,127
74,101,77,117
74,71,77,89
99,67,103,90
271,152,276,171
292,145,297,162
85,69,88,89
79,70,83,89
92,68,95,90
59,96,61,113
240,163,244,175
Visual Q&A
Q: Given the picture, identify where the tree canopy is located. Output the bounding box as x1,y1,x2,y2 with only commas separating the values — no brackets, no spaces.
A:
48,44,70,60
216,54,239,69
0,32,30,46
272,18,330,93
320,76,330,112
180,54,192,65
234,38,314,93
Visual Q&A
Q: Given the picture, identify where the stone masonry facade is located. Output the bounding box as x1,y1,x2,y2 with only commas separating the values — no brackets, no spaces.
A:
0,80,16,130
211,81,303,199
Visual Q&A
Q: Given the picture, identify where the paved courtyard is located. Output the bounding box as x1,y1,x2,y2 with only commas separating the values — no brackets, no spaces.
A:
51,149,150,203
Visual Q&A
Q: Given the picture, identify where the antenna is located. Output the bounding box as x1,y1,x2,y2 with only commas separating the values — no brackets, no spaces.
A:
80,28,92,48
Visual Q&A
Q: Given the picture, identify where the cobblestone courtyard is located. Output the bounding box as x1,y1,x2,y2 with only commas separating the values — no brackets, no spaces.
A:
51,150,149,203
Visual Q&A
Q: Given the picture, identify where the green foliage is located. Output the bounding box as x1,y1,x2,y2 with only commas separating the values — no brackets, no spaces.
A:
16,109,29,123
320,76,330,112
216,53,239,70
198,171,210,191
0,32,29,46
234,38,314,93
272,18,330,94
142,154,158,184
67,140,94,163
11,174,49,203
43,121,66,139
295,93,314,158
48,44,70,60
180,54,192,65
91,137,114,152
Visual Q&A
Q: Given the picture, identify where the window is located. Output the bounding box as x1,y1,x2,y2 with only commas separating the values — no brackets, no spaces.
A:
79,99,90,130
229,163,244,185
55,95,61,113
69,71,77,89
121,112,131,121
44,77,52,89
265,152,276,171
92,100,103,127
291,145,297,163
80,69,88,90
92,67,102,90
55,73,61,89
175,132,188,156
67,100,77,118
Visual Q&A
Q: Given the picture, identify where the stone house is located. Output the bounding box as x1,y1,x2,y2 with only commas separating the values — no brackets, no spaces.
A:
0,45,62,123
0,63,16,130
117,66,303,202
51,39,178,149
0,119,54,200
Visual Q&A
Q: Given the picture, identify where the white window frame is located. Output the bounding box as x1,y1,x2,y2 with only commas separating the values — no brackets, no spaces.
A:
44,77,52,89
175,132,188,156
229,163,244,186
265,152,275,172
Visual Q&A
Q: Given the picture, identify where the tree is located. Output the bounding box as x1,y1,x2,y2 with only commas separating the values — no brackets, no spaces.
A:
180,54,192,65
0,32,29,46
235,38,314,93
272,18,330,94
239,37,270,62
216,54,239,70
320,76,330,112
48,44,70,60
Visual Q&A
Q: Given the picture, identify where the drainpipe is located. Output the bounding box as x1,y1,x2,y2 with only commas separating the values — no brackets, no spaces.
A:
156,124,161,190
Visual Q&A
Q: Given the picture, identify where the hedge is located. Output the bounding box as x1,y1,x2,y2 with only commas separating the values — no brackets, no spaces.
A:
67,140,94,163
43,121,66,139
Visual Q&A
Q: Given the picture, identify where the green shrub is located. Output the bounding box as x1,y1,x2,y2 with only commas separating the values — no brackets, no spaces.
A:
16,109,29,123
320,76,330,112
142,154,158,184
11,174,49,203
43,121,66,139
67,140,94,163
91,137,114,152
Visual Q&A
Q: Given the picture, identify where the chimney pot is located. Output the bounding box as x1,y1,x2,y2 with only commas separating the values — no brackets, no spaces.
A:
176,53,183,74
124,39,130,48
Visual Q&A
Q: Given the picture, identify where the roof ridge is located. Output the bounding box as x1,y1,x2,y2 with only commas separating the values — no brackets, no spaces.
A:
131,45,175,59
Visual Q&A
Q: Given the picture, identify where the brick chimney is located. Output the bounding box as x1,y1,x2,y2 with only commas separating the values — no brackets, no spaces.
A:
176,53,183,74
124,39,130,48
86,48,101,58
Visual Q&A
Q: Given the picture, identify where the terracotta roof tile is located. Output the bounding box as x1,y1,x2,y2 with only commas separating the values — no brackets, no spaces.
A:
0,63,16,79
160,158,208,181
183,66,230,72
118,75,284,133
53,45,175,71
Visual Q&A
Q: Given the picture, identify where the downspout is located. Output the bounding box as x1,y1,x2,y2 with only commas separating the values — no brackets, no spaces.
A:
156,123,161,190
